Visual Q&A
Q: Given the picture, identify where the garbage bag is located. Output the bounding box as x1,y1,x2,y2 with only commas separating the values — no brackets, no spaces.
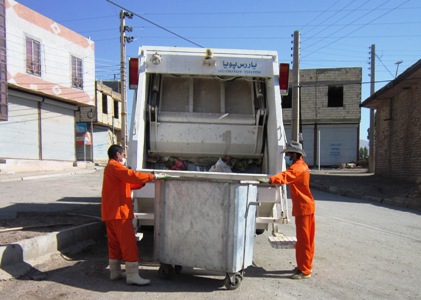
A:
209,158,232,173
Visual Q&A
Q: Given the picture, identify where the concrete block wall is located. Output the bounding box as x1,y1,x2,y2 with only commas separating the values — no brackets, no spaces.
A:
283,67,362,125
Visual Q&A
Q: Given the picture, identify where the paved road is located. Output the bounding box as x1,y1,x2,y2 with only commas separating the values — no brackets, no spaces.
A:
0,170,420,299
0,170,101,219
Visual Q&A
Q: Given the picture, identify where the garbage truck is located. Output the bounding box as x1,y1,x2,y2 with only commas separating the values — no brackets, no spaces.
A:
128,45,291,229
127,46,294,288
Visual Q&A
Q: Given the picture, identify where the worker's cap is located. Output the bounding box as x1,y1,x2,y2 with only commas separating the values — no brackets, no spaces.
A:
281,141,306,156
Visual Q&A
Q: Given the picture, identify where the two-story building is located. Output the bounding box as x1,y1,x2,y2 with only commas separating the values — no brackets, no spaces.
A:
75,81,122,164
282,67,362,167
0,0,95,172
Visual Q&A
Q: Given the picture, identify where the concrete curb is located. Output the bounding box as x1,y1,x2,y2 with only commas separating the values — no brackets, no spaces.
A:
0,169,98,183
0,221,105,281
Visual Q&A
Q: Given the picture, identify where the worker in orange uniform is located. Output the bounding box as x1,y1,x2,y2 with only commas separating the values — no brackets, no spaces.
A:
102,144,166,286
259,141,315,279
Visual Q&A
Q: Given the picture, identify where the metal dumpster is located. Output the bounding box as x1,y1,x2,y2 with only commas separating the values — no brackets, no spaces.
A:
154,174,258,290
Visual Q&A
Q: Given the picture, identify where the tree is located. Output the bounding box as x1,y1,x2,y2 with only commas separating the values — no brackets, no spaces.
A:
359,146,369,160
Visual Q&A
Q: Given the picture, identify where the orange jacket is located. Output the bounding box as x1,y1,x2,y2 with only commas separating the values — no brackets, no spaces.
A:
269,157,315,217
101,159,154,221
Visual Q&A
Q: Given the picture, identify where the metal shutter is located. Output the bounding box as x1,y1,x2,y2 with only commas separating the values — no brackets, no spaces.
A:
0,94,39,159
93,126,113,162
317,124,358,166
41,101,76,161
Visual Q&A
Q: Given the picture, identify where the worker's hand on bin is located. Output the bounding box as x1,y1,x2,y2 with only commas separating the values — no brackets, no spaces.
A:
257,178,270,184
154,173,171,180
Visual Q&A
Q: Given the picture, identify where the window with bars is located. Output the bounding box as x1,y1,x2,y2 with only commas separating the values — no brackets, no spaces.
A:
26,37,41,76
71,55,83,89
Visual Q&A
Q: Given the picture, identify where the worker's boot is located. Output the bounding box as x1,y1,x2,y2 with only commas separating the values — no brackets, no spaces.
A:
125,261,150,286
109,259,126,280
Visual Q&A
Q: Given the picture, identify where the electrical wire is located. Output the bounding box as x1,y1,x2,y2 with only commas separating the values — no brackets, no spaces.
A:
303,0,371,43
105,0,204,48
302,0,410,58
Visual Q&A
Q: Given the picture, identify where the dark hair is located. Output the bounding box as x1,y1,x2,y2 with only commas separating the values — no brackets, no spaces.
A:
107,144,124,159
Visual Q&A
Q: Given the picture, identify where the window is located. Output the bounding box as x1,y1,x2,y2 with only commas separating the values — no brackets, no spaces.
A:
26,37,41,76
102,94,108,114
328,86,344,107
113,100,119,119
281,88,293,109
71,56,83,89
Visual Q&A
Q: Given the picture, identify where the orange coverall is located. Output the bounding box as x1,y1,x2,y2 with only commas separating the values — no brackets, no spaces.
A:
269,157,316,275
101,159,154,262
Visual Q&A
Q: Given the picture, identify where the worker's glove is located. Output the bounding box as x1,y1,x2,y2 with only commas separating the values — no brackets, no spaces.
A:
257,178,270,184
154,173,171,180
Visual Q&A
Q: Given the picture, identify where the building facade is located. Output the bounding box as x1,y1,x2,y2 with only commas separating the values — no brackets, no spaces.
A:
282,67,362,167
361,60,421,183
75,81,122,164
0,0,95,172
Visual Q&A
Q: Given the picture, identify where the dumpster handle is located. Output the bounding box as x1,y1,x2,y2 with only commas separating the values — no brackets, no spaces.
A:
242,184,259,273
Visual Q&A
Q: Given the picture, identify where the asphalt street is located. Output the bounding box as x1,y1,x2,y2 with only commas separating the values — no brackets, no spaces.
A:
0,169,420,299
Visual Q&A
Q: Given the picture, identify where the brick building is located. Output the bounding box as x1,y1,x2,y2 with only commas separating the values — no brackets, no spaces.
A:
361,59,421,183
283,67,362,167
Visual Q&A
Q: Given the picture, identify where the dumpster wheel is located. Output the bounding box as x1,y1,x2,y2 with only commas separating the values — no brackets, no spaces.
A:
159,263,175,279
224,272,243,290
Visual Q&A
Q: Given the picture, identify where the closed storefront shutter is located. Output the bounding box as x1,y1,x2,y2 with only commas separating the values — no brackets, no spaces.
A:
318,124,358,166
0,93,40,159
284,124,357,167
41,101,76,161
93,126,113,162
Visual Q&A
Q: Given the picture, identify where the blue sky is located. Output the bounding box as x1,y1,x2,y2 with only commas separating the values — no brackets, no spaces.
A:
16,0,421,141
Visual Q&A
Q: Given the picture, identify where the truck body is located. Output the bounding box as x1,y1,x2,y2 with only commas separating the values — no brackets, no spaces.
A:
128,46,290,234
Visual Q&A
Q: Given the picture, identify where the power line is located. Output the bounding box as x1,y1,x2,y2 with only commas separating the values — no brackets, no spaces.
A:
302,0,410,58
301,0,353,37
120,6,421,16
375,54,395,78
105,0,204,48
303,0,392,49
303,0,372,43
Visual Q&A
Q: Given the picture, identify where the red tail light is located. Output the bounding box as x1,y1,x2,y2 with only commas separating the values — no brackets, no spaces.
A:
279,63,290,93
129,58,139,89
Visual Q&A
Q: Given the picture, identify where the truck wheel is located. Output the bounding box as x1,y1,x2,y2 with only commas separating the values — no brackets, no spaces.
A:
255,229,265,235
174,265,182,274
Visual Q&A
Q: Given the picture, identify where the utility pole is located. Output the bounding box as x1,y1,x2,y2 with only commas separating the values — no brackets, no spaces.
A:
119,10,133,152
291,30,300,143
369,44,376,173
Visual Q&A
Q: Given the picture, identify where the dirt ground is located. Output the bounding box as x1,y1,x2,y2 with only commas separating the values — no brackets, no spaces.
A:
311,169,421,206
0,168,420,246
0,212,100,245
